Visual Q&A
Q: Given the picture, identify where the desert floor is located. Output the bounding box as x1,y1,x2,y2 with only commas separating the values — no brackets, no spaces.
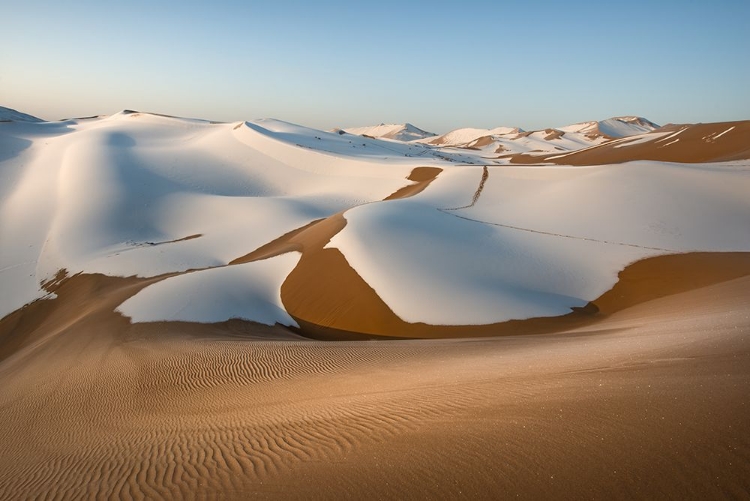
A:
1,257,749,499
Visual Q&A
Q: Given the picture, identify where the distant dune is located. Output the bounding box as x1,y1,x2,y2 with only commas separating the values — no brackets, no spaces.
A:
1,108,749,499
0,105,43,122
509,121,750,164
342,122,437,142
557,116,660,139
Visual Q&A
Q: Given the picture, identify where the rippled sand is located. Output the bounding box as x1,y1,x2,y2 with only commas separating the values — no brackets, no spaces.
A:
1,263,749,498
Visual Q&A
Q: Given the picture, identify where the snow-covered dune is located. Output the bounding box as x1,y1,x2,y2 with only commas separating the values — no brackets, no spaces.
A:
117,253,301,326
342,123,436,142
326,162,750,326
416,117,661,161
1,108,749,336
558,116,660,139
421,126,522,147
0,106,43,123
0,111,444,321
418,125,601,159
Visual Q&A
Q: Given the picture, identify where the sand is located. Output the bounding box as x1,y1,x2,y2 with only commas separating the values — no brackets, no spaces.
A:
0,255,749,499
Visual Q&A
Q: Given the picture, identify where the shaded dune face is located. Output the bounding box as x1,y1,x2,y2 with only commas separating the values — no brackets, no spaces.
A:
509,121,750,164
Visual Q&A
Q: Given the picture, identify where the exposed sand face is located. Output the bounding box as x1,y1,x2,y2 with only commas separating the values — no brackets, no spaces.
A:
543,128,565,140
283,249,750,339
468,135,496,149
0,270,748,499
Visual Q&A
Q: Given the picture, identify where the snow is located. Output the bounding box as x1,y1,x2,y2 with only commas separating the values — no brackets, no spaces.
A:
2,107,747,329
422,127,521,146
557,121,597,135
455,162,750,252
488,126,522,136
342,123,436,142
328,196,646,324
559,117,659,138
712,126,735,140
597,117,659,137
117,253,300,325
0,111,434,319
423,125,618,160
0,106,43,123
239,118,482,165
654,127,687,143
402,117,658,160
327,161,750,325
612,131,671,148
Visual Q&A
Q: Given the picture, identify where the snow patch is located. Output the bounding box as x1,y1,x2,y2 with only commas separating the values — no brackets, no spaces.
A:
117,253,301,325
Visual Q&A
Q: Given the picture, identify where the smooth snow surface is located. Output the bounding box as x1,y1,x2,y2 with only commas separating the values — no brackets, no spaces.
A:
559,116,659,138
343,123,436,142
0,106,43,122
328,162,750,324
117,253,300,325
423,127,522,146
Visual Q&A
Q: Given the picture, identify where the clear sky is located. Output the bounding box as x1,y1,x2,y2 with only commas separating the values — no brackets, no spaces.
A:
3,0,749,132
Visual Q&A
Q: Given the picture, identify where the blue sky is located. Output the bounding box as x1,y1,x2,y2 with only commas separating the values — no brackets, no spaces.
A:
3,0,749,132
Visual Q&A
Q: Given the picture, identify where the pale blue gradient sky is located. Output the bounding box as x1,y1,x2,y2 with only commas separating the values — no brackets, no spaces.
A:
3,0,749,132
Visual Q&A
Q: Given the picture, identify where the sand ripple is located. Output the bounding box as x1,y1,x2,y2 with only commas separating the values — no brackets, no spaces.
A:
1,275,750,498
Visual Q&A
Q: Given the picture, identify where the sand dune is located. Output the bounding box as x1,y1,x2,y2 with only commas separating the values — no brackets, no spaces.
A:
1,110,750,498
413,117,658,159
557,116,660,139
342,123,437,142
